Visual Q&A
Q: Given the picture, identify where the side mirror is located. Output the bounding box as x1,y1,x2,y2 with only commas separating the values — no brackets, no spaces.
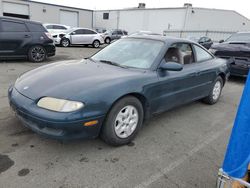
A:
71,32,76,35
159,60,183,71
219,39,224,43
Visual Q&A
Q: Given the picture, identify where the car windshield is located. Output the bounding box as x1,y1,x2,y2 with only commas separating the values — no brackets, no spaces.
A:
226,33,250,42
92,38,164,69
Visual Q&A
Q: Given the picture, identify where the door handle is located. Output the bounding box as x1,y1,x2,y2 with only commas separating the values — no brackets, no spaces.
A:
195,71,201,76
24,34,31,38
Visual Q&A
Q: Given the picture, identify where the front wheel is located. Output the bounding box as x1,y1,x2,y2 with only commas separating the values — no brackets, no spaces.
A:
105,37,111,44
28,45,47,62
61,38,70,47
101,96,144,146
202,76,223,105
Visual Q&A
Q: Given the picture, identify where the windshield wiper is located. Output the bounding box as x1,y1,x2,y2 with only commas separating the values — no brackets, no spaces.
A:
99,60,127,68
84,57,96,63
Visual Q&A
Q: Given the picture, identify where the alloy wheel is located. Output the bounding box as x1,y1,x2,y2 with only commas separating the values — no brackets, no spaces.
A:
114,105,139,139
212,81,222,100
31,47,45,62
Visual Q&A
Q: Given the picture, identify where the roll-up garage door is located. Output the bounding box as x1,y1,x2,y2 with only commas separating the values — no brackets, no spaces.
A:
3,2,30,19
60,10,79,27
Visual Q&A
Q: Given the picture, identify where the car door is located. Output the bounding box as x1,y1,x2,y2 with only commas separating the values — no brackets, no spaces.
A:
70,29,85,44
111,30,118,40
82,29,97,44
153,43,202,113
190,44,218,97
116,30,124,39
0,19,32,57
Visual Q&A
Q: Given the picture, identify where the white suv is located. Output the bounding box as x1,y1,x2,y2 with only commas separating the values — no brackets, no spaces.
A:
59,28,105,48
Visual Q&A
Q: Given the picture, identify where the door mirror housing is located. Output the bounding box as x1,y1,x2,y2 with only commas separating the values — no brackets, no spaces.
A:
70,32,76,35
219,39,224,43
159,60,183,71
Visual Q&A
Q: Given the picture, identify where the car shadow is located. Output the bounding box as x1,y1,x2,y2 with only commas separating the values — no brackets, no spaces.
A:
228,76,246,85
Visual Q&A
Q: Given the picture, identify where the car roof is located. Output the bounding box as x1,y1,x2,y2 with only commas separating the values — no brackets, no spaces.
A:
43,23,68,26
126,34,193,44
0,16,42,25
71,27,95,30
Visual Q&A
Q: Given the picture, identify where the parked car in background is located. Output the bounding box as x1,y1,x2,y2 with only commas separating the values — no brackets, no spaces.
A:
43,23,70,34
129,31,161,37
0,17,55,62
59,28,104,48
95,28,107,33
103,29,128,44
187,36,213,49
9,36,229,146
210,32,250,77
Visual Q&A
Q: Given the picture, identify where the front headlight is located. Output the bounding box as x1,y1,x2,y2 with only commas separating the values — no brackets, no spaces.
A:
37,97,84,112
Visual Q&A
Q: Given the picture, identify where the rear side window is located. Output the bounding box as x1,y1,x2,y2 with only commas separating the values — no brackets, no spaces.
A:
193,45,213,62
83,29,96,34
45,25,53,29
53,25,67,30
27,23,47,32
2,20,28,32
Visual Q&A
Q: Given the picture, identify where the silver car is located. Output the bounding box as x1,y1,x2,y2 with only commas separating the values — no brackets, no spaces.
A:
58,28,104,48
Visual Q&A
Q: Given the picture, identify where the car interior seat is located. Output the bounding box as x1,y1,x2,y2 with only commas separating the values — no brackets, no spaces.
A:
183,54,194,64
165,47,184,64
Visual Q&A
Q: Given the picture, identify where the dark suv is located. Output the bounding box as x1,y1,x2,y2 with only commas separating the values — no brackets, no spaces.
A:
0,17,55,62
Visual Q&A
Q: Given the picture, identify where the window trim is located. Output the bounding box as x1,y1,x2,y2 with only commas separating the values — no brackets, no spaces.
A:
192,44,214,63
169,42,196,65
1,19,29,32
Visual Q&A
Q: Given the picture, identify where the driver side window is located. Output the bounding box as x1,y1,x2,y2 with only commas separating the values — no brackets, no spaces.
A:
165,43,194,65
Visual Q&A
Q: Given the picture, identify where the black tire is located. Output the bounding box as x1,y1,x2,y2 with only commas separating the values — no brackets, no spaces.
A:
92,40,100,48
61,38,70,47
28,45,47,62
202,76,223,105
101,96,144,146
105,37,111,44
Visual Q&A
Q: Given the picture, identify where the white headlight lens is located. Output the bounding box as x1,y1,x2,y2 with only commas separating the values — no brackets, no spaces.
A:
37,97,84,112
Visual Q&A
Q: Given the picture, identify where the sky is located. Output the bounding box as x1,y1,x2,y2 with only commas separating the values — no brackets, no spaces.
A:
34,0,250,19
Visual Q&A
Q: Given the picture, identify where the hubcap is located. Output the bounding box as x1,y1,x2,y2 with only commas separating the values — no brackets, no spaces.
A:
94,41,99,48
62,40,69,47
114,105,139,139
106,38,110,43
31,47,45,62
212,81,221,100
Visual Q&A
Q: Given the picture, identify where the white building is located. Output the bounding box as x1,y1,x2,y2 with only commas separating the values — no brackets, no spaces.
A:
0,0,93,28
1,1,250,41
93,4,250,40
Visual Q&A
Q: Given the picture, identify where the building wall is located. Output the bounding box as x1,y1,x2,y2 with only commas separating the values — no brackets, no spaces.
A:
185,8,250,31
94,8,186,33
94,7,250,37
0,0,93,28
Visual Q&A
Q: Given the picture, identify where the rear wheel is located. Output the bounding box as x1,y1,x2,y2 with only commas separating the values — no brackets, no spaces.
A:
92,40,100,48
61,38,70,47
105,37,111,44
101,96,144,146
202,76,223,105
28,45,47,62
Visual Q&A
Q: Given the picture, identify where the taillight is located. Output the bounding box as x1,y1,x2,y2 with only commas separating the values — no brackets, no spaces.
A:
45,32,53,40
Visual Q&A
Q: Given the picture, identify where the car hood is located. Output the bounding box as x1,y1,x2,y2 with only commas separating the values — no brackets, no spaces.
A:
211,42,250,51
15,59,145,101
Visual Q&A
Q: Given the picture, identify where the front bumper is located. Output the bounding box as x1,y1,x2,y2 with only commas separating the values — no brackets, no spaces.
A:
216,55,250,77
8,87,105,140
